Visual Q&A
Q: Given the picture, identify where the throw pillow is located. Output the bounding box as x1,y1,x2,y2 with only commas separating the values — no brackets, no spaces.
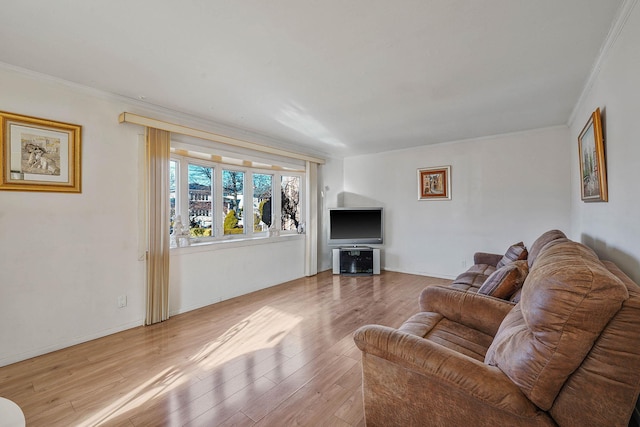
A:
496,242,528,268
509,288,523,303
478,260,528,300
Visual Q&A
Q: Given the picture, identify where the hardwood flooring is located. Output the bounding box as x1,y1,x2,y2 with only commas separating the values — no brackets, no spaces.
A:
0,270,450,426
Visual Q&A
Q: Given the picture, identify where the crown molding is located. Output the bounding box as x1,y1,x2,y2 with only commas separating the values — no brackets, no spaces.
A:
568,0,639,126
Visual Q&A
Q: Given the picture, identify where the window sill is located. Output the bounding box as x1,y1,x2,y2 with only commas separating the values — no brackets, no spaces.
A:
170,233,304,255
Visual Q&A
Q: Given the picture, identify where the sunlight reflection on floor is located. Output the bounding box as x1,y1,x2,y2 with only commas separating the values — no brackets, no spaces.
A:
78,367,187,426
191,305,303,370
77,306,302,426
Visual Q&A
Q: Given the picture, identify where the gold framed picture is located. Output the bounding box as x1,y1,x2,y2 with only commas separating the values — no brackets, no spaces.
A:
578,108,607,202
0,111,81,193
418,165,451,200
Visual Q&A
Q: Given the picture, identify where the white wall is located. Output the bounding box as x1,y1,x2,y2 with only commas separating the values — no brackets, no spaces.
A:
0,67,145,366
317,156,345,271
0,66,307,366
341,127,572,278
169,238,304,315
569,1,640,283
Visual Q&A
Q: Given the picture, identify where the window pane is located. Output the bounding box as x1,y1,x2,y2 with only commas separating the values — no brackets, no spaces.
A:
169,160,177,233
223,170,245,235
281,175,300,231
188,164,213,237
253,173,273,232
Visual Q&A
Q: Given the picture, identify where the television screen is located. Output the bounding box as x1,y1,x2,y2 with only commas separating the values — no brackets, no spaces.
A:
328,207,383,246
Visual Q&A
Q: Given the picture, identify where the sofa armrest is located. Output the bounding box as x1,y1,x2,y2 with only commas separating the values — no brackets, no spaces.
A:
474,251,503,266
353,324,544,418
419,285,514,336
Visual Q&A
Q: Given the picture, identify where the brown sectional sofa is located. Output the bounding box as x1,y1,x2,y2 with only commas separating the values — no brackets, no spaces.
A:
354,230,640,426
448,229,566,301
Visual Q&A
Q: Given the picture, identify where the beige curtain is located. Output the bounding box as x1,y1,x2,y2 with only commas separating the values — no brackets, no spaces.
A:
305,161,318,276
145,127,171,325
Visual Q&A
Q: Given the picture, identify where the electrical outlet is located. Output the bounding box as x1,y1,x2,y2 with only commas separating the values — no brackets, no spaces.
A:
117,295,127,308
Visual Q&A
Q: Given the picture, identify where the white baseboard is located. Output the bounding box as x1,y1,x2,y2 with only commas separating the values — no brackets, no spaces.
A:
0,319,143,368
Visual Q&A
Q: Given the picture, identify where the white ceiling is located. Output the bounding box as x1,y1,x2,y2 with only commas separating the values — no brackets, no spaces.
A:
0,1,624,157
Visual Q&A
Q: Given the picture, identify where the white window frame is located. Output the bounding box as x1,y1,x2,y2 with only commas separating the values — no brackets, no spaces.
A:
252,171,275,235
170,153,304,246
169,158,179,229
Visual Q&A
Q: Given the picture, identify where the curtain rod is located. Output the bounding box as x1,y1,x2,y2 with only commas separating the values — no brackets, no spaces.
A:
118,112,325,165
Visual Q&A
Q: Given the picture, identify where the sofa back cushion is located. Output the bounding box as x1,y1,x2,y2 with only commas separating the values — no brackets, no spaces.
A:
527,229,566,269
485,241,629,410
550,261,640,426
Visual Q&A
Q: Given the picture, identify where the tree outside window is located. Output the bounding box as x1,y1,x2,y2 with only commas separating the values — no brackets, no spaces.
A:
281,175,300,231
223,170,244,235
169,160,177,234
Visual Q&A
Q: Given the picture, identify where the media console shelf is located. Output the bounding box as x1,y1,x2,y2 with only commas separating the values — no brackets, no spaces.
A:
332,247,381,276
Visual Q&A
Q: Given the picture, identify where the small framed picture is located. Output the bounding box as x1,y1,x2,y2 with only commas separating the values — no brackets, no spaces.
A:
0,111,82,193
578,108,607,202
418,165,451,200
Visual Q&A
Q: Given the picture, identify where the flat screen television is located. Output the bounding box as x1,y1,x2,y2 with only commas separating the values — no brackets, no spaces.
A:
328,207,384,246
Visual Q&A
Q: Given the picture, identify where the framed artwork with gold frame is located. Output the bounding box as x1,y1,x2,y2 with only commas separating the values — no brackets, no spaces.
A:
418,165,451,200
0,111,81,193
578,108,607,202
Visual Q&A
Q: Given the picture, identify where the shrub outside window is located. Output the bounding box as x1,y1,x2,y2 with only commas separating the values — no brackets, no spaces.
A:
223,169,244,235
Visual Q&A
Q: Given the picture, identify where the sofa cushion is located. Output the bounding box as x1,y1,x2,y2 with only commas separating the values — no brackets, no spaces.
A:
399,311,494,361
450,263,496,292
496,242,528,268
485,241,629,410
527,229,566,268
478,260,528,299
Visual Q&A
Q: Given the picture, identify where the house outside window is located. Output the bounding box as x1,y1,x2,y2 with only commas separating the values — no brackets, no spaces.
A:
188,164,213,237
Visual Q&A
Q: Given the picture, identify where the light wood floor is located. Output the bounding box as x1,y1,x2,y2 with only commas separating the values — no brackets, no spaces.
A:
0,270,449,426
